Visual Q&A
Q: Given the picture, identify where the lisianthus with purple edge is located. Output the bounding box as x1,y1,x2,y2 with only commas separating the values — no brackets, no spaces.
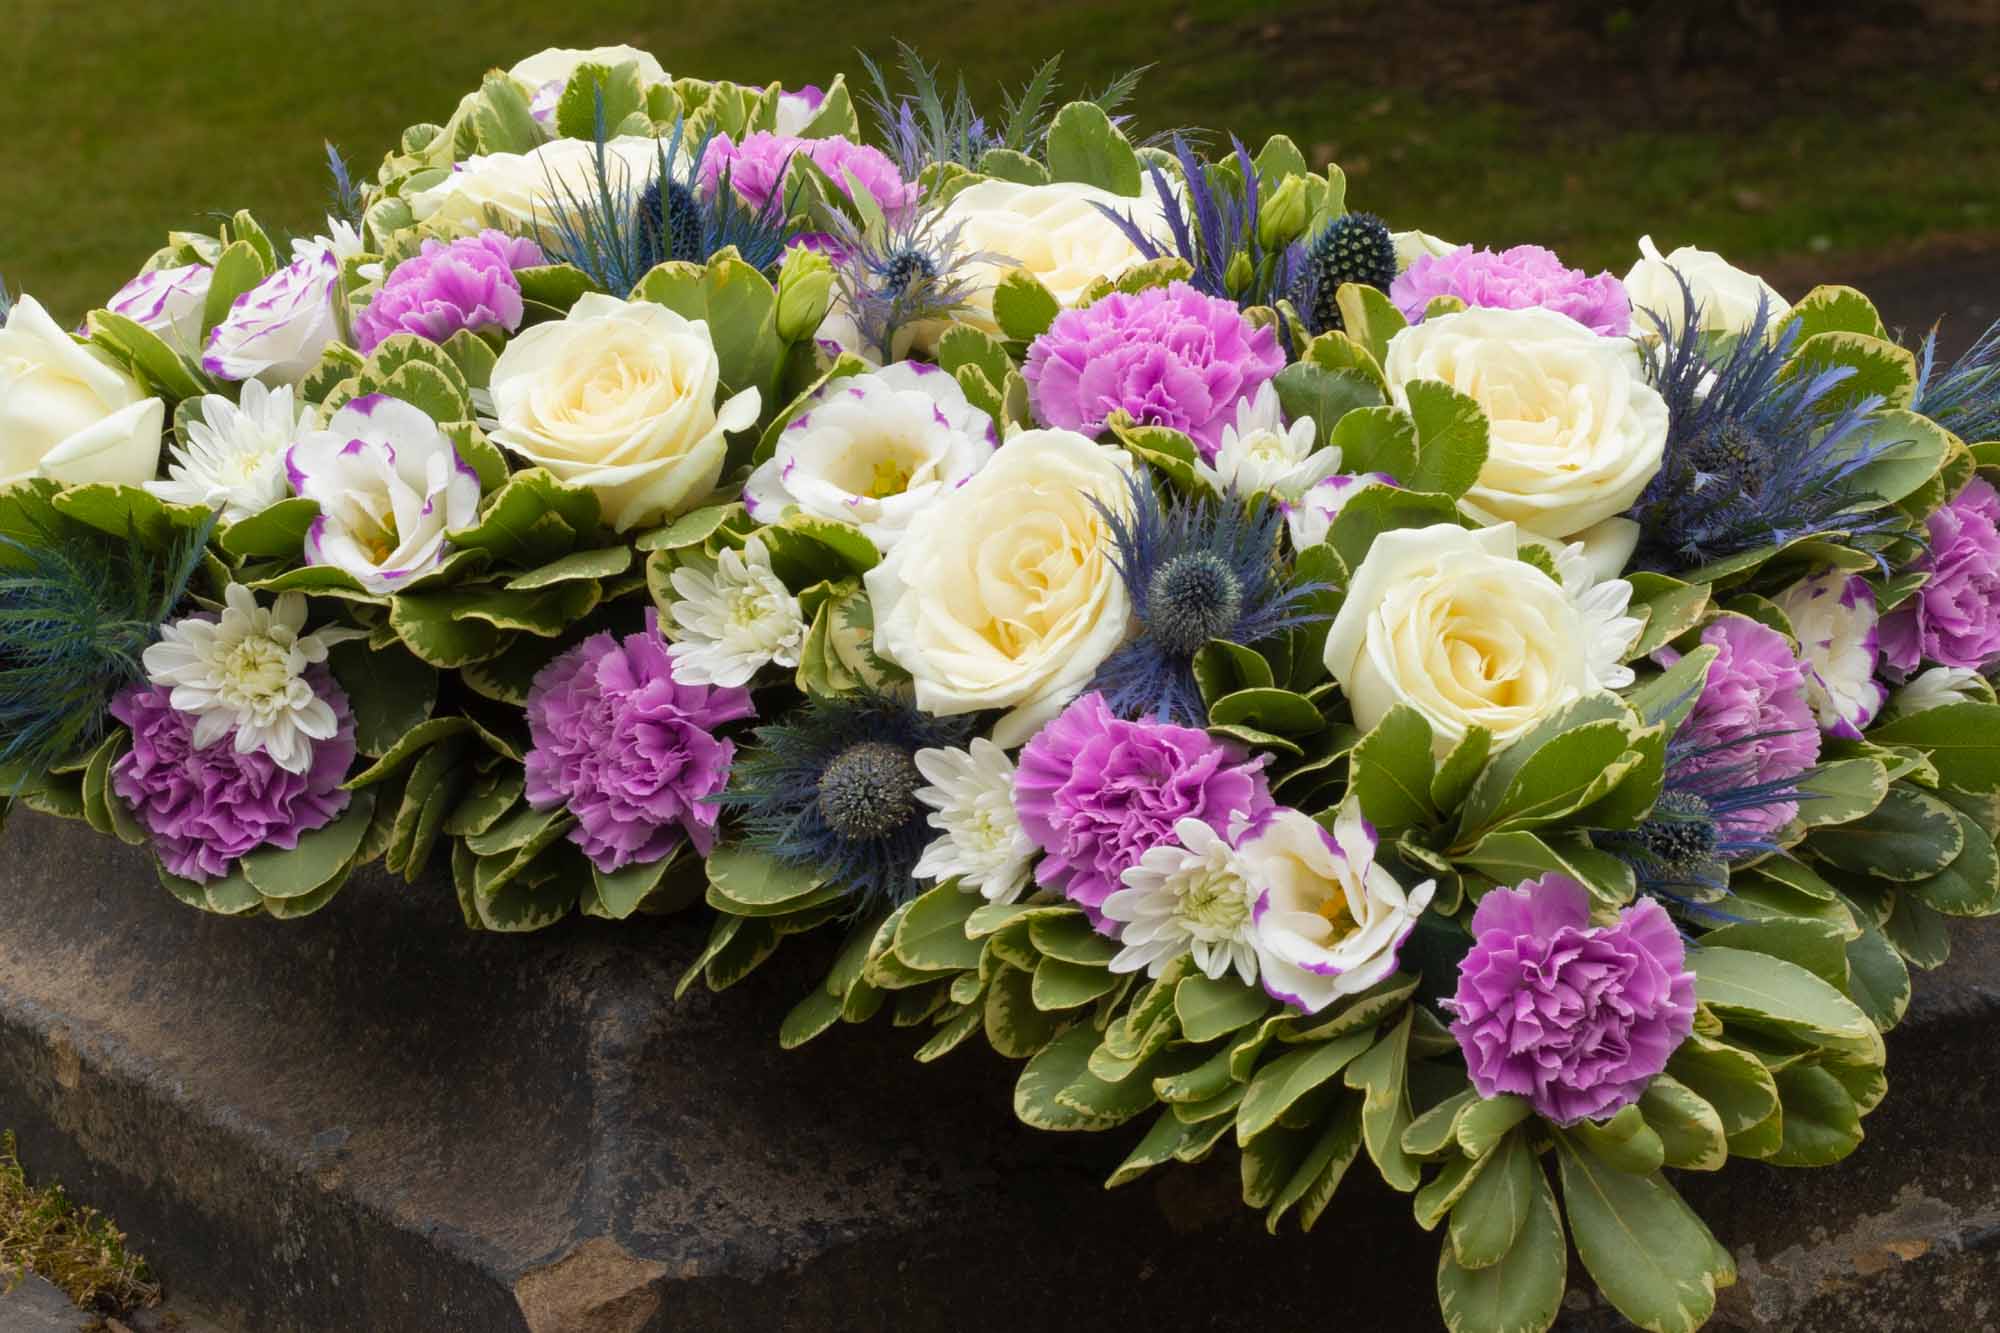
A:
1022,281,1285,458
701,131,916,218
524,611,755,874
109,672,355,884
353,230,543,354
1880,477,2000,675
105,262,212,356
202,242,341,385
1657,615,1819,841
1012,691,1271,932
1389,244,1631,337
1445,873,1696,1125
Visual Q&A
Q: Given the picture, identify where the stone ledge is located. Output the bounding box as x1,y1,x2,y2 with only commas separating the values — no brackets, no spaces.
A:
2,809,1999,1332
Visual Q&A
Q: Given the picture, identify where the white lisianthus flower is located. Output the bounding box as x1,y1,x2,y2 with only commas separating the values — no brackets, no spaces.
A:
486,293,760,531
1103,816,1261,984
1323,522,1619,754
1283,473,1397,550
143,584,359,773
1245,803,1437,1014
285,393,482,592
661,536,806,687
938,179,1165,332
911,738,1037,904
0,295,164,490
742,363,998,550
1886,666,1995,717
1623,235,1789,340
146,381,310,522
103,263,213,357
1193,383,1340,499
408,137,667,245
864,429,1134,747
1382,306,1668,541
773,86,830,138
201,239,342,387
1776,570,1889,740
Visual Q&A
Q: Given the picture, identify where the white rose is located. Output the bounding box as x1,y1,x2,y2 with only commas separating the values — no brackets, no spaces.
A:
507,45,668,88
1383,306,1666,540
1323,522,1614,753
865,429,1133,746
486,292,759,531
409,136,666,244
0,295,164,490
1623,235,1789,339
939,180,1162,331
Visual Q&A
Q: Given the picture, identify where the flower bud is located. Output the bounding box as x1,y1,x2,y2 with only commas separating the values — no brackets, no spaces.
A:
776,245,835,343
1257,176,1310,251
1223,250,1255,299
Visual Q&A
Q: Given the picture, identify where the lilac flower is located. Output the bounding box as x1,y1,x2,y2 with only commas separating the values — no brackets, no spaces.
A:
701,131,917,218
1446,873,1696,1125
1880,478,2000,674
202,240,342,385
104,262,212,357
1022,280,1285,457
352,230,543,354
109,673,355,884
524,611,755,872
1389,244,1631,336
1659,616,1820,841
1012,691,1271,930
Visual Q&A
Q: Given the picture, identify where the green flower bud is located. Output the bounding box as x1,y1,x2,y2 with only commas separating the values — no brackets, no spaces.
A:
1224,250,1255,299
776,246,835,343
1257,176,1311,251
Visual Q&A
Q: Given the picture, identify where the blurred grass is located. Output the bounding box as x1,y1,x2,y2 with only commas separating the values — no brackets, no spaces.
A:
5,0,1997,322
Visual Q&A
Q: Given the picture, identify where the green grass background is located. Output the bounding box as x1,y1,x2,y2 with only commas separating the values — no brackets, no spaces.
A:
7,0,1997,322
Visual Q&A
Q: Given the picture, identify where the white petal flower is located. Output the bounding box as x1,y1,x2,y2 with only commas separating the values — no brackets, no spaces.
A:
1544,536,1644,691
202,238,343,386
911,738,1037,903
1245,803,1436,1015
1283,473,1396,550
1102,817,1261,985
661,536,806,687
1194,383,1340,500
1776,571,1889,740
142,584,359,773
1886,666,1994,718
145,381,310,522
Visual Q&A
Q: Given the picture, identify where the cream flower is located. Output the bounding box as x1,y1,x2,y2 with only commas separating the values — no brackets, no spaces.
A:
1393,229,1458,273
1323,522,1619,753
103,262,212,358
1246,803,1437,1014
0,295,164,491
1103,816,1261,984
1193,383,1339,499
1776,571,1888,740
142,584,357,773
486,292,760,532
409,136,667,245
938,179,1163,331
911,738,1037,904
742,362,997,550
661,536,806,687
146,380,310,522
864,429,1133,747
1382,306,1667,540
508,44,668,88
1887,666,1993,717
1624,235,1789,340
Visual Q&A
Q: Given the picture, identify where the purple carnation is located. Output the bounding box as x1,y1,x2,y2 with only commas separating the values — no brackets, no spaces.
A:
1390,244,1631,337
1880,478,2000,675
524,611,755,873
109,673,355,884
352,230,543,354
1446,874,1696,1125
1022,281,1285,458
701,131,916,217
1012,691,1271,930
1660,616,1820,840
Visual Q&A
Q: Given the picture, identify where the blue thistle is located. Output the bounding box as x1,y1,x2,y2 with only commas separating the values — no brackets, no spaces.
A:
825,205,998,362
1097,135,1302,312
1285,212,1397,336
1626,281,1900,574
324,141,363,229
718,695,974,913
0,274,13,324
1090,475,1325,725
1913,319,2000,446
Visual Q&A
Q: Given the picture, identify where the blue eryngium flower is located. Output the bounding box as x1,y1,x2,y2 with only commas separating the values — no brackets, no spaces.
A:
1090,475,1324,726
1625,280,1898,574
824,205,996,362
323,141,362,229
718,694,974,913
1913,318,2000,446
1098,136,1302,311
1285,212,1398,337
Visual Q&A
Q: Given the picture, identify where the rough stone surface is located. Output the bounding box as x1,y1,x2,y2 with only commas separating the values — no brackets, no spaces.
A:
3,808,2000,1331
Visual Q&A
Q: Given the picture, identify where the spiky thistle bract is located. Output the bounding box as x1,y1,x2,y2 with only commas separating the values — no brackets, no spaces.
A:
718,694,974,914
1286,212,1397,336
824,203,997,361
1089,474,1324,726
1097,135,1302,312
1913,318,2000,447
0,274,13,324
323,141,363,230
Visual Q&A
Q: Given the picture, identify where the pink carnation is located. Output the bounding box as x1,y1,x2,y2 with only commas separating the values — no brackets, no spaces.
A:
1660,617,1820,840
353,230,543,354
1880,478,2000,675
1390,244,1631,336
701,131,916,217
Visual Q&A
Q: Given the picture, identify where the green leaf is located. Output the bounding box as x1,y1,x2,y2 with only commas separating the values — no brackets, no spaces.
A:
1627,575,1713,660
1794,756,1892,829
1692,947,1878,1048
1624,644,1719,729
342,716,469,789
1843,912,1912,1029
1768,1064,1863,1166
1699,918,1851,990
239,792,375,899
1431,727,1492,816
1402,380,1491,498
635,502,740,553
1267,1096,1366,1233
1335,282,1407,367
1329,485,1463,574
326,639,437,760
1810,783,1963,881
1437,1161,1566,1333
992,269,1061,342
1447,1125,1539,1270
202,241,269,334
1904,807,2000,916
589,854,675,921
388,592,509,667
705,844,825,911
1666,1033,1780,1138
1015,1023,1132,1131
1343,1006,1421,1192
1236,1031,1375,1143
986,964,1061,1058
1031,956,1117,1011
1043,100,1143,195
1274,362,1385,449
1555,1138,1726,1333
1328,405,1419,479
1564,1103,1665,1175
1787,285,1888,341
1350,705,1438,834
85,310,205,401
216,497,319,561
1637,1075,1729,1173
503,545,631,590
893,881,984,971
1175,973,1273,1043
779,987,846,1050
555,60,646,140
1787,330,1917,411
1869,702,2000,794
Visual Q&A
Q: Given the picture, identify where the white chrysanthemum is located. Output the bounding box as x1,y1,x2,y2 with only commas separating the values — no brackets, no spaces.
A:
1888,666,1994,717
1194,383,1339,499
1102,817,1260,984
1546,537,1643,690
662,537,806,687
142,584,357,773
145,381,310,522
911,738,1036,903
1283,473,1394,550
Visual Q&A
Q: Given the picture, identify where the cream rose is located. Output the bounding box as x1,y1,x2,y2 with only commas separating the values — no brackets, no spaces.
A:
1623,235,1789,339
486,293,759,531
408,136,666,244
864,429,1133,746
939,180,1162,331
0,295,164,490
1324,522,1616,753
507,45,668,88
1382,306,1666,540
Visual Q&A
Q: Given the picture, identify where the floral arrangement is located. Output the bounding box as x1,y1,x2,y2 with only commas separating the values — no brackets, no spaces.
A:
5,42,2000,1333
